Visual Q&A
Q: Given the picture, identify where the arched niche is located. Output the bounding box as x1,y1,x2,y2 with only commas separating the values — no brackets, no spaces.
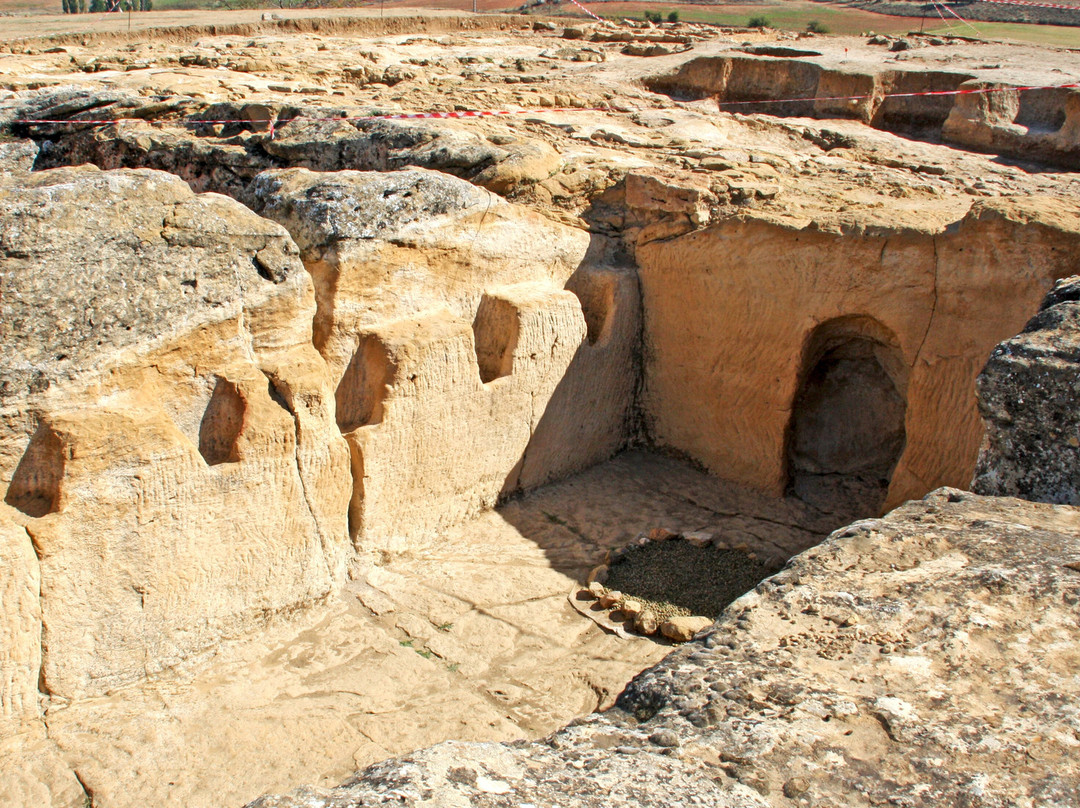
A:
785,315,908,518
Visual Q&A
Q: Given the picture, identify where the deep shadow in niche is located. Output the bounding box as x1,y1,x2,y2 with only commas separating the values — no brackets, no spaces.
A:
5,422,65,518
786,317,907,520
199,378,246,466
336,334,396,433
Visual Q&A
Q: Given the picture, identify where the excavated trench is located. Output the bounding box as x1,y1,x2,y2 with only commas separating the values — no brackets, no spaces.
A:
5,44,1080,805
645,51,1080,169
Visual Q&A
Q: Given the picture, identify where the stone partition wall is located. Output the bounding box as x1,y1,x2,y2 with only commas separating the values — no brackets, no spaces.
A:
248,167,641,548
647,56,1080,168
0,166,353,701
637,197,1080,512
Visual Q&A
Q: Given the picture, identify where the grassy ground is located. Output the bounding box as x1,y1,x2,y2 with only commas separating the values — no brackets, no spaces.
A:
578,1,917,34
568,1,1080,45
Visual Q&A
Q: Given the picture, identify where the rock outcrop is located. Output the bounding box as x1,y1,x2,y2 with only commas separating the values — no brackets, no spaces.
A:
247,167,638,547
647,52,1080,168
247,488,1080,808
973,274,1080,504
246,276,1080,808
17,89,563,199
0,165,352,701
3,19,1080,808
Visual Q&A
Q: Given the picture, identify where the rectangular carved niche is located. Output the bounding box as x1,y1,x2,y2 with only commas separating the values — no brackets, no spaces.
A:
472,294,520,384
336,334,396,433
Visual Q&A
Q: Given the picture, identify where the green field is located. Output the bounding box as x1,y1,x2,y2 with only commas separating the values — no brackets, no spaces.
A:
576,1,916,34
569,1,1080,45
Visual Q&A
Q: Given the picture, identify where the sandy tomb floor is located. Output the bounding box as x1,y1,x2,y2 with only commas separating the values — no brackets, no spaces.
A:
35,449,839,808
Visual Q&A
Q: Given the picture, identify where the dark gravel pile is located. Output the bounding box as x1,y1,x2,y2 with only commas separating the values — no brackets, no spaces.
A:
605,541,772,620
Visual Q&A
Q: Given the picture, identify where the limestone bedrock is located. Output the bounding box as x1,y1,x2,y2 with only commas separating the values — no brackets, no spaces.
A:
0,165,352,703
249,274,1080,808
247,167,638,548
2,14,1080,808
248,488,1080,808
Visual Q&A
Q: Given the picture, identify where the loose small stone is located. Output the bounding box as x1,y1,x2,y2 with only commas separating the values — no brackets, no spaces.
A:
648,728,680,747
783,777,809,798
684,531,713,547
587,564,609,585
660,615,713,642
635,609,659,635
599,590,622,609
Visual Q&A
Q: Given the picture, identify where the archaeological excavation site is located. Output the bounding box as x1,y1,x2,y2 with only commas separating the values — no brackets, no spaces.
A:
1,4,1079,807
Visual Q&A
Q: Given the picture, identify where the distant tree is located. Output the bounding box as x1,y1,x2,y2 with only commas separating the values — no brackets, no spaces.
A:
748,15,771,28
78,0,86,10
667,11,678,22
61,0,71,13
89,0,105,11
643,10,662,23
806,19,828,33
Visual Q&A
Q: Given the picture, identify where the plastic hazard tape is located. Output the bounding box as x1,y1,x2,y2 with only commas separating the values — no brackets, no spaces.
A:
567,0,605,23
15,107,605,130
14,81,1080,130
932,0,984,37
719,80,1080,108
976,0,1080,10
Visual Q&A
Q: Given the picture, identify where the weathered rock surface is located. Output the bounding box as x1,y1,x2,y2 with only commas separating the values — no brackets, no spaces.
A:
973,274,1080,504
0,165,351,701
637,196,1080,515
0,138,36,174
16,89,563,198
2,18,1080,808
265,116,562,193
248,488,1080,808
248,167,638,546
647,51,1080,168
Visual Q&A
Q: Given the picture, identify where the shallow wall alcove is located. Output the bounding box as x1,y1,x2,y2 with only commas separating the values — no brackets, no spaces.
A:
4,422,65,518
472,294,520,384
566,270,616,347
198,378,246,466
335,334,396,433
785,316,908,518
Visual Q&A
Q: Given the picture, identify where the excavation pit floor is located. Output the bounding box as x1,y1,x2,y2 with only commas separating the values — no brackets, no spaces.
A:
604,542,774,622
32,450,850,808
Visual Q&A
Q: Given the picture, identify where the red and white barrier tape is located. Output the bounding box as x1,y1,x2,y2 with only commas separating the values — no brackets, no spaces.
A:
13,81,1080,130
976,0,1080,10
719,80,1080,108
567,0,605,23
935,0,984,36
15,107,605,129
931,0,961,32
